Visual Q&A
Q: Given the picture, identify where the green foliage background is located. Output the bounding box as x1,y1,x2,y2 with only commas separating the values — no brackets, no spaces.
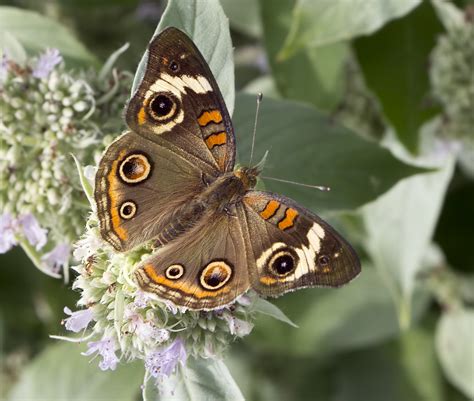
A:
0,0,473,400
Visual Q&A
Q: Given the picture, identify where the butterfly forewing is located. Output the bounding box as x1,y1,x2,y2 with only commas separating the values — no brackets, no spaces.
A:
125,27,236,173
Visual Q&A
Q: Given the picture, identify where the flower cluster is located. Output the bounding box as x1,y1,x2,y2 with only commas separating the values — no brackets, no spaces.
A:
333,58,387,141
62,209,259,388
0,47,132,275
430,11,474,142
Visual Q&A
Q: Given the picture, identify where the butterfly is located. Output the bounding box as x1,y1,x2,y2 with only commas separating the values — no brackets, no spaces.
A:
94,27,361,310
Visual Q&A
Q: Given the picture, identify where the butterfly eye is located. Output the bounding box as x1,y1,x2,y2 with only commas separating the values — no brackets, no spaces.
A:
268,248,298,276
148,93,178,122
169,60,179,72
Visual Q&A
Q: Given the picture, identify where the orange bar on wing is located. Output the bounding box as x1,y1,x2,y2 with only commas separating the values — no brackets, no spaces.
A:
278,208,298,230
205,132,226,149
260,200,280,220
198,110,223,126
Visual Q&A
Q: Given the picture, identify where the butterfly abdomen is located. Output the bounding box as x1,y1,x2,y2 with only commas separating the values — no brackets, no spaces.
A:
155,201,206,246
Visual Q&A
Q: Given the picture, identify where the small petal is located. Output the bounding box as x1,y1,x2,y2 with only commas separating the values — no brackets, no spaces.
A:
0,213,18,253
223,314,254,337
82,337,119,371
32,48,62,79
42,243,70,273
145,338,187,379
0,54,7,85
63,306,93,333
18,214,47,250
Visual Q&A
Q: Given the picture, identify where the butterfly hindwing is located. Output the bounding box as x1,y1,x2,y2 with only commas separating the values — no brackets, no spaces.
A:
134,212,250,310
240,191,361,297
126,27,236,173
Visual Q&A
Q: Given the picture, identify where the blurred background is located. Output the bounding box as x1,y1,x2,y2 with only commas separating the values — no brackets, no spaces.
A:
0,0,473,400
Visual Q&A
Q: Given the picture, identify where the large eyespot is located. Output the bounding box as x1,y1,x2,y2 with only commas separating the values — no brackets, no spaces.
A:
119,201,137,220
165,264,185,280
119,153,151,184
200,261,232,291
268,248,298,277
148,93,178,121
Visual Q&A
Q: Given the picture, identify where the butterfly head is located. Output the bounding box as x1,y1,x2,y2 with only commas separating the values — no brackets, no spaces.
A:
234,166,259,190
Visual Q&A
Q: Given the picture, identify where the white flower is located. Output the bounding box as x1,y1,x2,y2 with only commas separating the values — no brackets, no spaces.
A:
222,313,254,337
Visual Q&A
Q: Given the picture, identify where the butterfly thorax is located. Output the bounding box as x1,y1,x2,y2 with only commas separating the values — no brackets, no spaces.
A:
198,166,258,211
155,167,257,247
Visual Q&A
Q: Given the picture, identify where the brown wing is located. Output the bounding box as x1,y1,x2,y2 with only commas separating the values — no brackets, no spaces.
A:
94,131,217,252
239,191,361,297
126,27,236,174
134,212,250,310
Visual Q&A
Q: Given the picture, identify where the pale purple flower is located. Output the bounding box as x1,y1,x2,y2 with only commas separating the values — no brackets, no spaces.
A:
145,338,187,379
63,307,93,333
42,243,70,273
82,337,119,371
0,213,18,253
18,214,47,250
32,48,62,79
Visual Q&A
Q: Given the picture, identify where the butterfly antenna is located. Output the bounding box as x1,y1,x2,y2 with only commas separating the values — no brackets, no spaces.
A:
261,176,331,192
249,92,263,167
254,150,269,173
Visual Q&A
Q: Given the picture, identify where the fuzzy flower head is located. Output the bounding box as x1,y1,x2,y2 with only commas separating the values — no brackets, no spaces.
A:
61,202,288,389
430,11,474,141
0,46,133,274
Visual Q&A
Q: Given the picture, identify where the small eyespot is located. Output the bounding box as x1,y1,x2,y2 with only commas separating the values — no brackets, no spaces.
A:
119,201,137,219
169,60,179,72
148,93,178,122
268,248,298,276
165,264,185,280
318,255,330,267
200,261,232,290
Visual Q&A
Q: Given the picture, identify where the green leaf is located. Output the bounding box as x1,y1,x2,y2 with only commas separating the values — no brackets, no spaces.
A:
354,1,444,153
0,6,97,66
436,308,474,399
233,93,425,213
260,0,348,111
71,154,94,208
251,298,298,327
131,0,235,115
7,342,144,401
431,0,465,32
362,155,455,328
278,0,421,59
335,326,445,401
0,31,27,65
220,0,263,38
249,267,429,357
144,357,244,401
